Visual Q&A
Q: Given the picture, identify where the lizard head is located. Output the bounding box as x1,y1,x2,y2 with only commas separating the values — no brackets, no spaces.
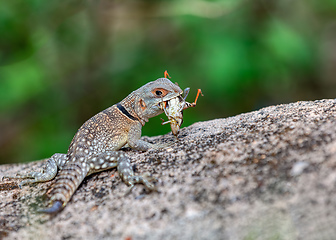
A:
133,78,183,122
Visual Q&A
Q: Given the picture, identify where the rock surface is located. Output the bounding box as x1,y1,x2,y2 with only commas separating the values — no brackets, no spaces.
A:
1,99,336,240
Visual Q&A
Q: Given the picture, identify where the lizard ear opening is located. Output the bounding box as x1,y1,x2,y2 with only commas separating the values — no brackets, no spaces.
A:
139,98,147,110
151,88,169,98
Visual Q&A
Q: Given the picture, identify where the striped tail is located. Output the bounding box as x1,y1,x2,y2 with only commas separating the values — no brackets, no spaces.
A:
39,163,88,214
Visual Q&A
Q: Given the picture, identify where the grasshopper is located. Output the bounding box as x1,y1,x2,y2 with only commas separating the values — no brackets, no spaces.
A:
159,71,203,137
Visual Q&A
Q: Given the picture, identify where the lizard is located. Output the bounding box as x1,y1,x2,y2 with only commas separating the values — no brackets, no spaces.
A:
4,74,186,214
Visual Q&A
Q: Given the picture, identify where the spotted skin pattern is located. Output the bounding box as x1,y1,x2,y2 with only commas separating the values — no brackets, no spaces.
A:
6,78,183,213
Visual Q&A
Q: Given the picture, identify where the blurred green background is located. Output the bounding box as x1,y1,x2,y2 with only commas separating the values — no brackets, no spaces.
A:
0,0,335,164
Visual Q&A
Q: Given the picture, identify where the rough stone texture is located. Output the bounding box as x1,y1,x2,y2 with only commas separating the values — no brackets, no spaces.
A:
1,99,336,240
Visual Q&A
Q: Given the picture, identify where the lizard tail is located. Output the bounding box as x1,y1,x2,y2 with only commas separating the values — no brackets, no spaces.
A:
42,162,88,213
38,200,63,214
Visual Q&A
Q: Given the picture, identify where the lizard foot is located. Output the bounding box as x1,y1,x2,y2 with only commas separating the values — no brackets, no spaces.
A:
3,172,44,188
124,172,158,196
3,158,58,188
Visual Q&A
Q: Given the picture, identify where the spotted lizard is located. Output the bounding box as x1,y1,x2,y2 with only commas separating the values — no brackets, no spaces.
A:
5,75,189,214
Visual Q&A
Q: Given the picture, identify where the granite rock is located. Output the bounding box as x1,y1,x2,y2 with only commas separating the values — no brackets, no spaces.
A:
1,99,336,240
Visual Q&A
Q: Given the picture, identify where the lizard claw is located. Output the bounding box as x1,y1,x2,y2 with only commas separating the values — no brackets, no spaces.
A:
2,174,26,188
141,172,158,191
2,175,16,180
124,184,135,196
124,172,158,196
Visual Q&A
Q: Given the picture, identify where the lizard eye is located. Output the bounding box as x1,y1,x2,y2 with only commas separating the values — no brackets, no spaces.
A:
151,88,169,98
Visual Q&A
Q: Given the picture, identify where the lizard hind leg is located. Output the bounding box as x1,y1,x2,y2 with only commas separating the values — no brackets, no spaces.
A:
87,151,121,175
117,155,157,194
86,151,157,193
3,153,67,188
42,151,125,213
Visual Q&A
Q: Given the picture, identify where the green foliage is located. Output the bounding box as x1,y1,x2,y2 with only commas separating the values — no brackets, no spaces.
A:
0,59,46,111
0,0,334,163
